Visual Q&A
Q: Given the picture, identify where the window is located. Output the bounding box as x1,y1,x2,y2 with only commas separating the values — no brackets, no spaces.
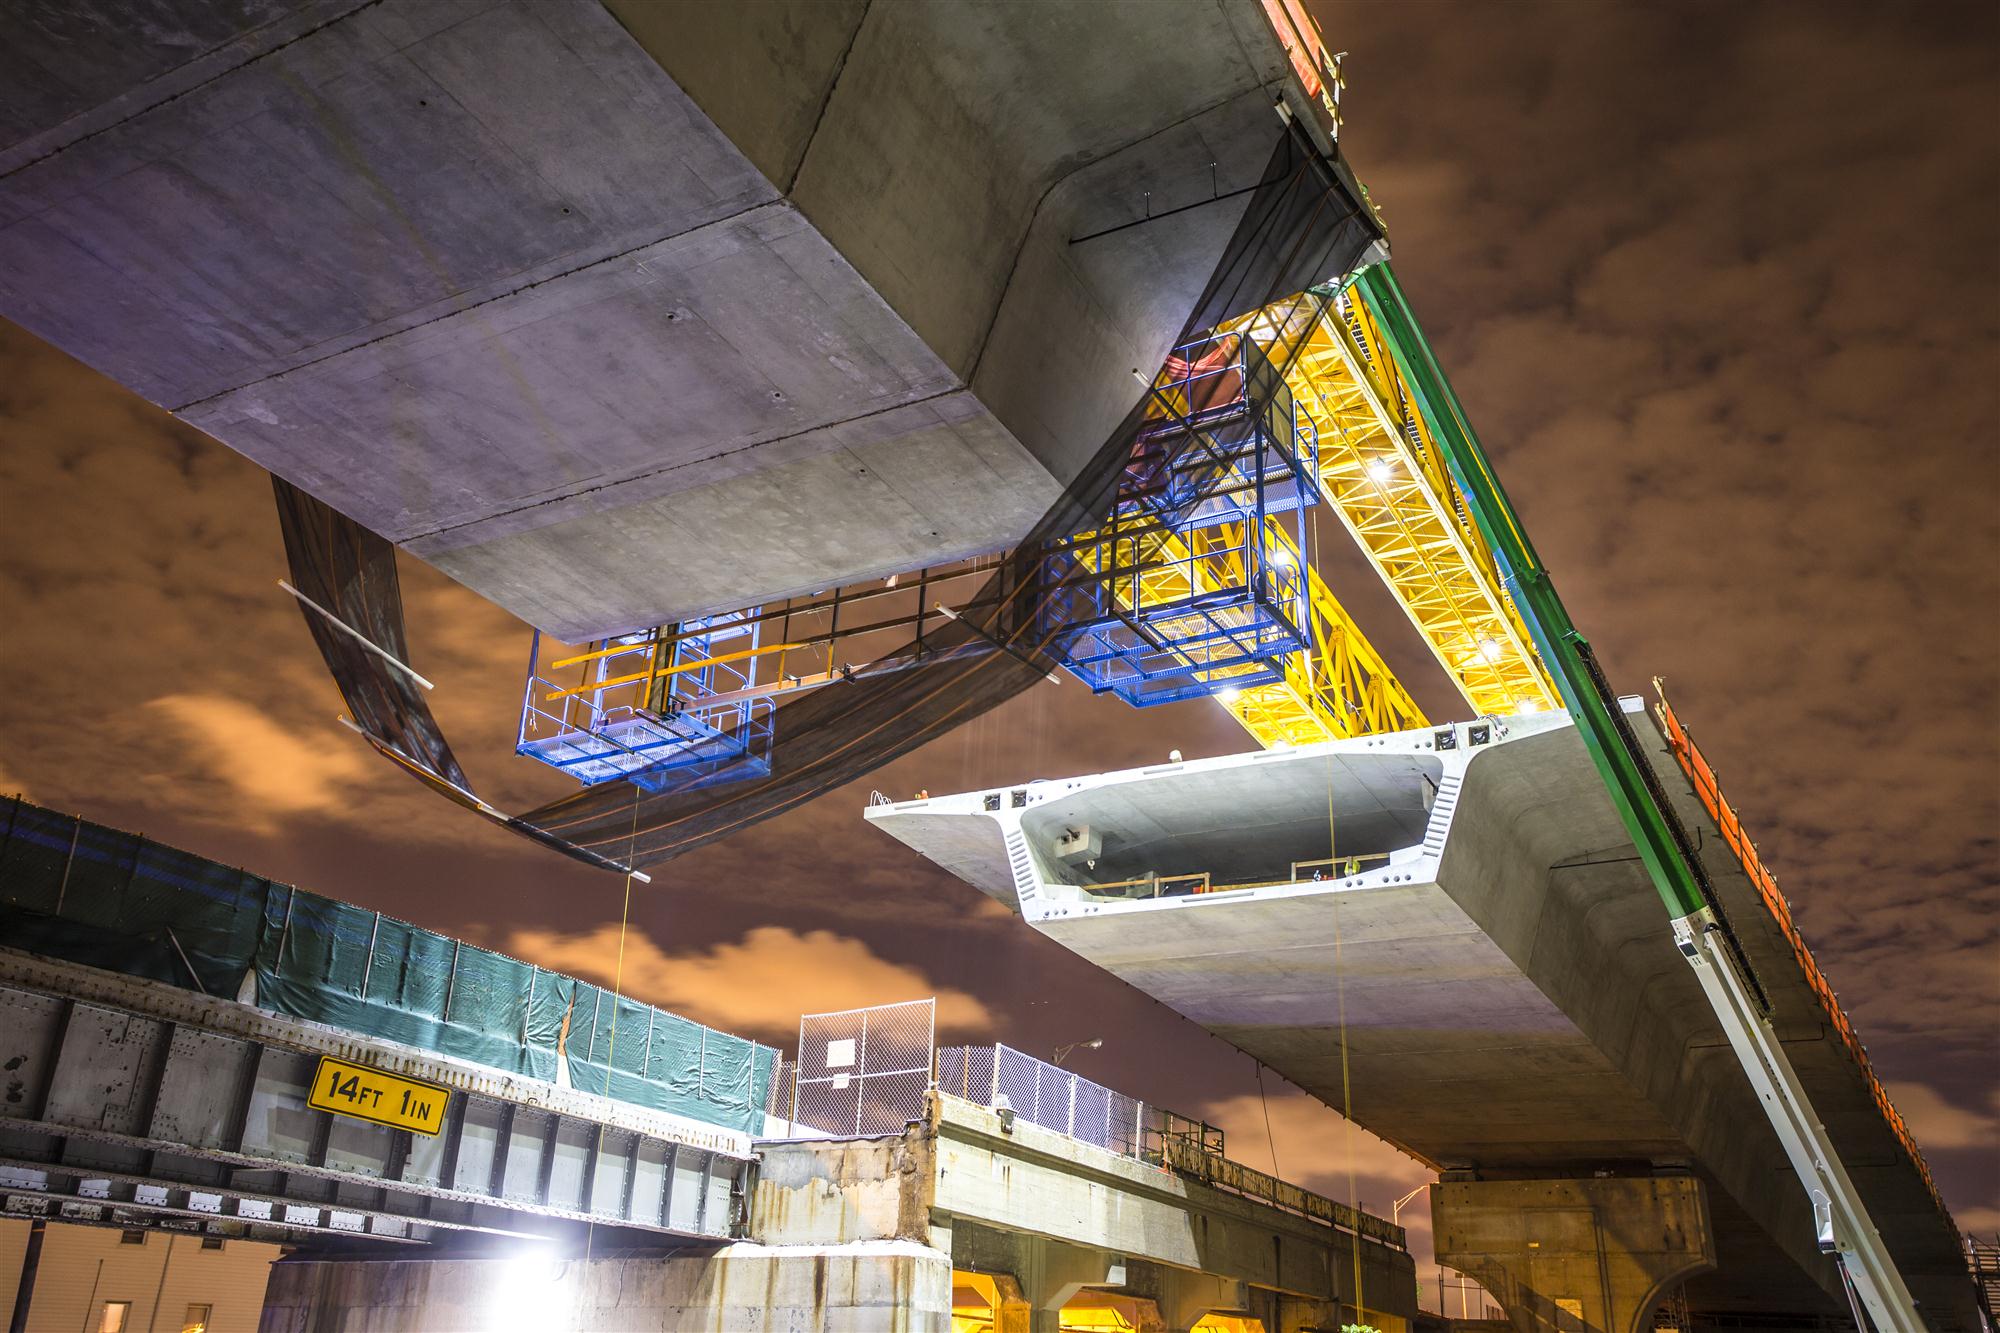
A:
182,1304,212,1333
200,1237,225,1251
119,1229,146,1245
98,1303,131,1333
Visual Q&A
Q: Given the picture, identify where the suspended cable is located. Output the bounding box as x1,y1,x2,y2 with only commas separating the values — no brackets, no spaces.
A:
1332,891,1365,1324
581,785,643,1276
1256,1061,1281,1178
1326,750,1365,1322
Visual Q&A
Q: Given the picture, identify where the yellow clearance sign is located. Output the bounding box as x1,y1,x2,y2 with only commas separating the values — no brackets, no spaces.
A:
308,1055,450,1136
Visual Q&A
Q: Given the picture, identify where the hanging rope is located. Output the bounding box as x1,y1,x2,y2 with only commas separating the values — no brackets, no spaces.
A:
581,786,643,1272
1256,1061,1282,1178
1326,749,1366,1322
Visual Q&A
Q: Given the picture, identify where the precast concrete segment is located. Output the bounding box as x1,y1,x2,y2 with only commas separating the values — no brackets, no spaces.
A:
1,0,1327,638
865,712,1698,1172
863,709,1977,1327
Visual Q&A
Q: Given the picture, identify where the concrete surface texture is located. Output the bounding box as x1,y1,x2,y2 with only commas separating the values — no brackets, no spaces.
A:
752,1096,1413,1331
257,1093,1416,1332
257,1240,954,1332
1431,1177,1716,1333
863,708,1978,1329
0,0,1323,638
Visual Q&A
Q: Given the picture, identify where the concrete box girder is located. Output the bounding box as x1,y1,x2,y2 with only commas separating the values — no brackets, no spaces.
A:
859,708,1930,1319
1,0,1320,638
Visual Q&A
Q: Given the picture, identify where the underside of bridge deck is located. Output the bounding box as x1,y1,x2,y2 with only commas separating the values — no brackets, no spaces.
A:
0,0,1338,639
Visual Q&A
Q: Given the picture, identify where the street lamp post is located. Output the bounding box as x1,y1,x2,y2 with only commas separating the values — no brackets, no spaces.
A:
1052,1038,1103,1067
1387,1184,1430,1316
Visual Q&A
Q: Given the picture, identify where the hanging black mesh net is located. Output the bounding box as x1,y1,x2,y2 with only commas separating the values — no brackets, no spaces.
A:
274,120,1385,875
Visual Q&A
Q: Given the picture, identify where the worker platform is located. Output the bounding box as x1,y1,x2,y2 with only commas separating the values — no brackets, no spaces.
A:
864,702,1979,1330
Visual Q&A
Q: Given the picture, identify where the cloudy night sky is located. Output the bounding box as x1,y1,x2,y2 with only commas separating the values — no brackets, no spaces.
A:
1,0,1994,1277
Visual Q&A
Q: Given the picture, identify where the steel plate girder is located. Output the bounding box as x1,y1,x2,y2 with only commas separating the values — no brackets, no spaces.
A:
0,955,748,1246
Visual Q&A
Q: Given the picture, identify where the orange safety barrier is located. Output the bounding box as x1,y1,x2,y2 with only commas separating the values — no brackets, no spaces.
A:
1655,691,1954,1233
1258,0,1327,100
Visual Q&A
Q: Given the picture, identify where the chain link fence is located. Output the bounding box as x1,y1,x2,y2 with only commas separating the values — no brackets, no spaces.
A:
937,1043,1164,1158
777,1019,1408,1254
790,999,935,1137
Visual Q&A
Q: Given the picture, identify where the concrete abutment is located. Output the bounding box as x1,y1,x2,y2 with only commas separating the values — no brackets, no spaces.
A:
257,1095,1416,1330
258,1243,955,1331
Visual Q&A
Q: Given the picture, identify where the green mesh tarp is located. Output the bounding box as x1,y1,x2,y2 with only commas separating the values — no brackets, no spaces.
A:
0,797,773,1133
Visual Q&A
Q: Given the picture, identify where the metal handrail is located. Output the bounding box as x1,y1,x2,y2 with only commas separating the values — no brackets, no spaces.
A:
1159,1137,1405,1251
1080,855,1408,901
1290,852,1391,879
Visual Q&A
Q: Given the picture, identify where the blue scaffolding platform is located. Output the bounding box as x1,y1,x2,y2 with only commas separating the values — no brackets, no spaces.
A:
517,610,775,793
1041,327,1321,708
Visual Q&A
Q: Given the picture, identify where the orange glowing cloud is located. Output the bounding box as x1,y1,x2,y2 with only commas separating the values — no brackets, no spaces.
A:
507,923,996,1042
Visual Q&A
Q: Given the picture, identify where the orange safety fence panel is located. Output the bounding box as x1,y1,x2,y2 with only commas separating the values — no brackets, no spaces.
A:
1655,694,1952,1231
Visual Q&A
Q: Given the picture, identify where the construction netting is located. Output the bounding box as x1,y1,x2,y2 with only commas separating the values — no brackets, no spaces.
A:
0,797,775,1135
273,119,1386,875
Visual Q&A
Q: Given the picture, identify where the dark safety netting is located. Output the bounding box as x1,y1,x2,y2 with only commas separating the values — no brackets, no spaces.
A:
274,119,1386,875
0,797,775,1134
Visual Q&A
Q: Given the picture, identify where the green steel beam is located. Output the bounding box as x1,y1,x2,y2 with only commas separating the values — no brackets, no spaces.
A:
1350,262,1936,1325
1351,262,1713,924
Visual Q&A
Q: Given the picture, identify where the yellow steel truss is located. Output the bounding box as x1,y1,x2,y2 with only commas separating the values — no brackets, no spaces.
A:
1218,517,1428,742
1229,291,1560,719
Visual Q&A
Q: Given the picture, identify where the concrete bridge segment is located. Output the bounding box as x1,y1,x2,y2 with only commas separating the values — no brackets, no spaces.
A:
0,0,1337,639
863,705,1979,1329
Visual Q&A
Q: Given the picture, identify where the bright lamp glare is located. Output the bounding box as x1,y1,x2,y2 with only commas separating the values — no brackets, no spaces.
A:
1270,549,1296,569
491,1258,570,1332
1217,688,1241,704
1515,699,1542,716
1477,638,1503,663
1366,456,1395,483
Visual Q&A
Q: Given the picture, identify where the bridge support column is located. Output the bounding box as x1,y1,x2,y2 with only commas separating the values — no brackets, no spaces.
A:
1432,1177,1715,1333
951,1228,1137,1333
1155,1270,1251,1332
1013,1241,1131,1332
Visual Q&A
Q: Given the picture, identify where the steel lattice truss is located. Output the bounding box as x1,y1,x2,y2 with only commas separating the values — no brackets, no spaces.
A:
1232,289,1559,721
